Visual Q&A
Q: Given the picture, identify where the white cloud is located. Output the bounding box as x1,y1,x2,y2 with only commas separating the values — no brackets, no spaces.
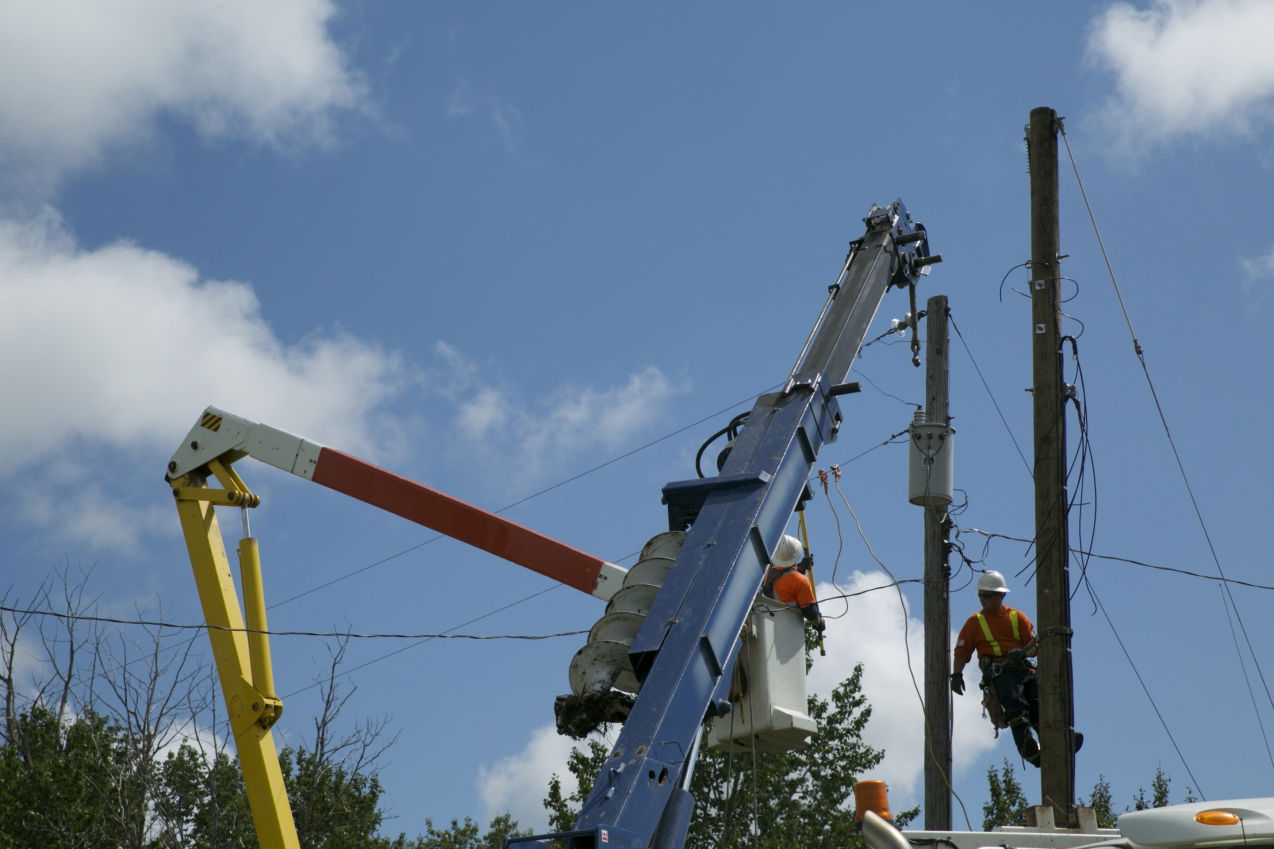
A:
809,572,997,809
441,345,688,488
1087,0,1274,148
1243,250,1274,279
477,724,578,832
17,479,171,554
445,79,524,153
155,717,231,765
1241,246,1274,314
0,211,411,548
0,0,364,198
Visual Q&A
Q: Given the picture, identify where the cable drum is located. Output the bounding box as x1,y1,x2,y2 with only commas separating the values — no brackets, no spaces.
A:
907,412,954,507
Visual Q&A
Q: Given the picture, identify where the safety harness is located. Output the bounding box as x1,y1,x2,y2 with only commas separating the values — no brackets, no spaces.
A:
975,609,1025,734
761,566,793,598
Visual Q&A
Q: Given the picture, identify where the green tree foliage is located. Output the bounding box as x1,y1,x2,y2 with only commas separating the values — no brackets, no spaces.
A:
0,710,402,849
544,740,610,835
1080,775,1116,828
982,760,1029,830
0,704,145,849
412,814,522,849
1151,768,1171,808
1,575,478,849
544,664,900,849
282,746,390,849
997,768,1189,834
1131,767,1173,813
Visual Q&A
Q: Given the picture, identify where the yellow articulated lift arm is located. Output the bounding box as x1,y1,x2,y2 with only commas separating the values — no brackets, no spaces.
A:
166,408,627,849
169,456,295,849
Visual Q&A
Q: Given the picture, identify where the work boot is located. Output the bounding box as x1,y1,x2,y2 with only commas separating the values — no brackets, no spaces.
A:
1073,732,1084,753
1020,736,1041,768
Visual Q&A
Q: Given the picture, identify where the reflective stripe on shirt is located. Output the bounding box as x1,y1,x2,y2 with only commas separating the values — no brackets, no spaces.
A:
975,610,1020,657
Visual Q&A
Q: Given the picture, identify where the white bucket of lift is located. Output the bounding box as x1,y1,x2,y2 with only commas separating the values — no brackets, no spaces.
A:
908,411,954,507
706,601,818,754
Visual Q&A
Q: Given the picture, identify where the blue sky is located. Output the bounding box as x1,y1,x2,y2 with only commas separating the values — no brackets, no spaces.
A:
3,0,1274,836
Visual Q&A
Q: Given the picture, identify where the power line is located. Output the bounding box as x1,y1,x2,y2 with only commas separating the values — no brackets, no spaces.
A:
822,430,910,472
1220,584,1274,771
815,578,927,604
1064,337,1100,606
1058,124,1142,357
959,529,1274,592
0,603,585,642
852,367,919,409
282,584,562,698
1086,577,1206,800
948,313,1032,478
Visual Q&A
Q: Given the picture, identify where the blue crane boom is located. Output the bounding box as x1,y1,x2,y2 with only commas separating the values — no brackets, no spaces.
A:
518,199,939,849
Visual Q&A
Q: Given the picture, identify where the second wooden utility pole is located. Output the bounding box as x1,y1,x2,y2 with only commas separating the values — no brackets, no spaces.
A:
922,295,953,829
1028,105,1077,820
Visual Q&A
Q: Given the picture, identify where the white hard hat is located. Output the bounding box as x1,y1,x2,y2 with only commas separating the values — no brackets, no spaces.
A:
771,534,804,568
977,570,1009,594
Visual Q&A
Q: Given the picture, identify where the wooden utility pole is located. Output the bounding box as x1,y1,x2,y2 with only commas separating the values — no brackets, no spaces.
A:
922,295,953,829
1028,105,1077,820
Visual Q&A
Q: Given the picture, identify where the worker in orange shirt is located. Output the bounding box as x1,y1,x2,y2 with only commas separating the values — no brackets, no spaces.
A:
765,534,825,634
950,570,1045,766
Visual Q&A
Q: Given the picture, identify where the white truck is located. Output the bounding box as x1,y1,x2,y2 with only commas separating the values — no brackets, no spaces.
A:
863,798,1274,849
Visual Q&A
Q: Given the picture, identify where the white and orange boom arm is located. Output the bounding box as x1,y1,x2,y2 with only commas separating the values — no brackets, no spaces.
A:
167,406,627,600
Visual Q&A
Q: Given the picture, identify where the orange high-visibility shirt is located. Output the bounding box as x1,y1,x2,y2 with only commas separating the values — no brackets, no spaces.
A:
773,570,816,608
954,606,1034,665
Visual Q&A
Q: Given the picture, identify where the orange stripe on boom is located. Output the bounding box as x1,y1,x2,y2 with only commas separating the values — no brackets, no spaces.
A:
311,447,603,595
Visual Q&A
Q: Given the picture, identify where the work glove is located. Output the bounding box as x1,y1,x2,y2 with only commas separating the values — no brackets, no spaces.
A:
798,554,814,574
1006,648,1026,664
814,618,826,634
950,672,965,695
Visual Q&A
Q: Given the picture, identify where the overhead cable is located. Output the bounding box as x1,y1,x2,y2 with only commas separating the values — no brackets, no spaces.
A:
1087,577,1206,800
959,529,1274,592
281,585,563,699
0,603,585,642
1220,584,1274,771
948,314,1032,478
